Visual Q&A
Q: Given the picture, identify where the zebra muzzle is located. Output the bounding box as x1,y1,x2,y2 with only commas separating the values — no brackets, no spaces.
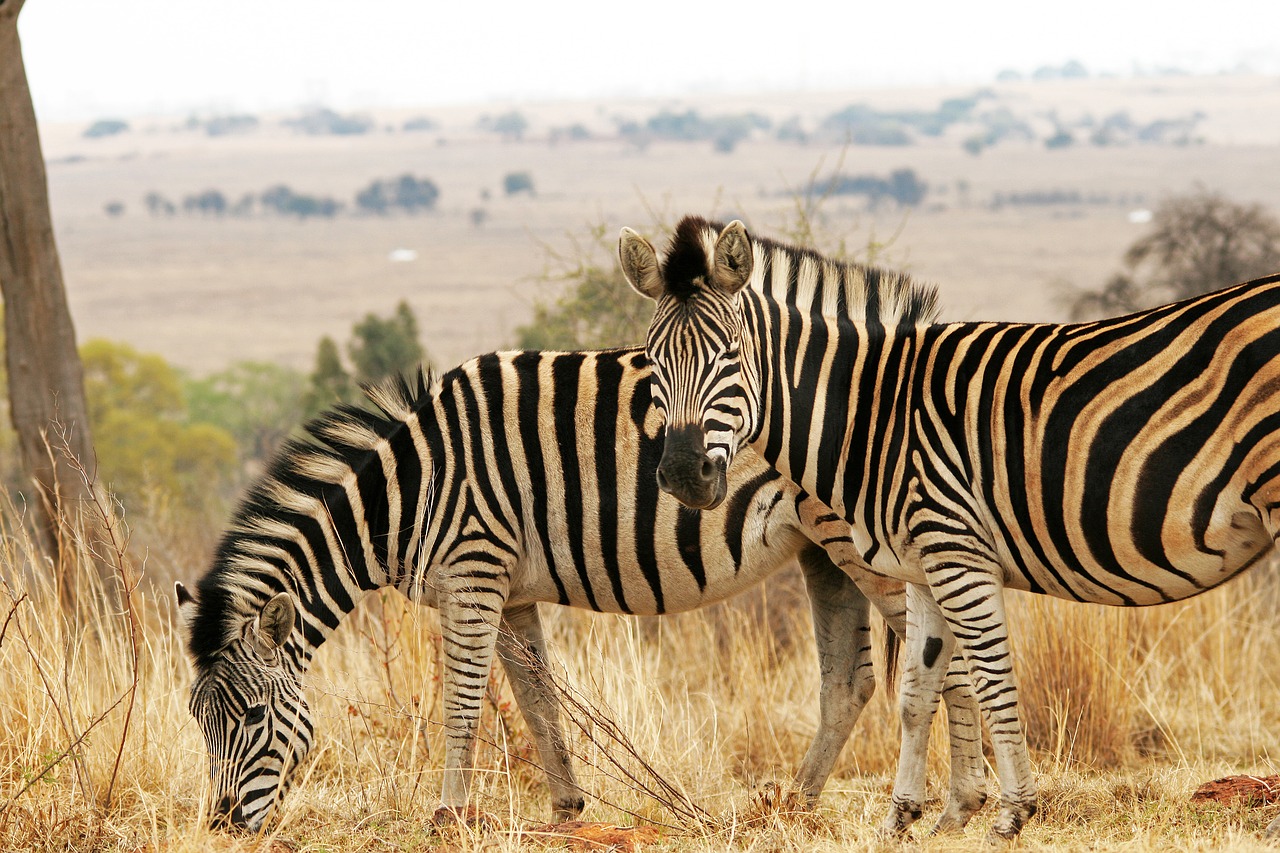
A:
657,424,727,510
210,794,249,830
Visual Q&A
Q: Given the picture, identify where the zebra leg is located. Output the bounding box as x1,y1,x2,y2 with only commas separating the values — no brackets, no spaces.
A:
864,583,988,833
921,562,1037,841
436,568,510,821
496,603,586,822
883,583,955,836
932,662,987,833
793,544,876,805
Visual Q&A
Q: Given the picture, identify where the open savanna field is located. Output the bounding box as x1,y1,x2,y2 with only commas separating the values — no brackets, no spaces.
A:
6,74,1280,851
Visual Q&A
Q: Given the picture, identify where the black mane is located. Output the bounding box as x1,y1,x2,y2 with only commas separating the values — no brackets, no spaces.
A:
186,370,434,670
660,214,941,327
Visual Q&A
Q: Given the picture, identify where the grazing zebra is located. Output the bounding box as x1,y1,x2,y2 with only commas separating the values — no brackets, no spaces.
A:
622,215,1280,840
176,348,986,832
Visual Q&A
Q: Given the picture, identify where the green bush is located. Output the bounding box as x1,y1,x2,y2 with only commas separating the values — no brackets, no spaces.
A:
80,340,237,517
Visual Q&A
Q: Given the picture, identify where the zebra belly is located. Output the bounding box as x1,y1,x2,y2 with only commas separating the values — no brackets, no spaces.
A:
985,452,1279,606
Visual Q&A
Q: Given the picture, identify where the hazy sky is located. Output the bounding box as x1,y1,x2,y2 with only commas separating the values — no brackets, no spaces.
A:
18,0,1280,120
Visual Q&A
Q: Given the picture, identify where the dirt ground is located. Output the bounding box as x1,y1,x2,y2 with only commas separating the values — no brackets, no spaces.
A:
38,73,1280,374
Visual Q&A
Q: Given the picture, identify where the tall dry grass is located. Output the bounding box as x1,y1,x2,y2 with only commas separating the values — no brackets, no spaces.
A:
4,488,1280,851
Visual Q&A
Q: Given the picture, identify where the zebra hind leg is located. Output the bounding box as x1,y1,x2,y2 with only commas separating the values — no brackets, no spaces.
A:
496,603,586,822
793,545,876,805
931,661,987,833
883,583,955,836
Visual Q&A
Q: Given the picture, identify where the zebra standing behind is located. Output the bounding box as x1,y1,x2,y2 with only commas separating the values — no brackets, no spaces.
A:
177,347,986,832
622,215,1280,841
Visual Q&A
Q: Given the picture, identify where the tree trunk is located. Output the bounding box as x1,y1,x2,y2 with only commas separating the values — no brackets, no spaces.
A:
0,0,114,604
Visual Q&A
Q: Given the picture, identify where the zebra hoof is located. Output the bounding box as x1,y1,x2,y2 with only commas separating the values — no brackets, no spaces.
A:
984,801,1035,843
931,791,987,834
551,796,586,823
432,805,494,829
1264,814,1280,838
880,801,923,837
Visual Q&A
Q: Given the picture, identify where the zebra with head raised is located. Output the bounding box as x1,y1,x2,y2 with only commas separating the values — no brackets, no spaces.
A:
176,345,986,832
623,214,1280,840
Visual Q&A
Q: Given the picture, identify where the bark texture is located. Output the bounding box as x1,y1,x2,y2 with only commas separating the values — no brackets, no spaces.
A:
0,0,109,598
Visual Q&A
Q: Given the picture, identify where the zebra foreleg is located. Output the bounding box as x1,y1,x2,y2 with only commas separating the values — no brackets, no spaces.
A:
794,545,876,804
496,603,586,822
435,567,511,823
883,583,955,836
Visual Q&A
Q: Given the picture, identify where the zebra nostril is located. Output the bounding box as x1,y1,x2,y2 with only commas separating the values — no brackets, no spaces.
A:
656,468,672,493
699,456,715,482
230,804,247,827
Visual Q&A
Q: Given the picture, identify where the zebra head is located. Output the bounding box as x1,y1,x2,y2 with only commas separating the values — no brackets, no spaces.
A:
621,218,758,510
176,583,314,832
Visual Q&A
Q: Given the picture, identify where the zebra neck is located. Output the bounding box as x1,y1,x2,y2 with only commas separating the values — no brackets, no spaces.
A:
745,292,919,516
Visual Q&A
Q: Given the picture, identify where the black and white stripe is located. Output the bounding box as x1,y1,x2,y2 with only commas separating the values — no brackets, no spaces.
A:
177,342,985,830
625,215,1280,840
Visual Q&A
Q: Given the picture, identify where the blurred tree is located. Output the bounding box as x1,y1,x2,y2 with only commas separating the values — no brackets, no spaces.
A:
144,191,176,217
305,335,355,415
80,340,236,518
184,189,227,216
348,300,425,384
1124,188,1280,301
0,0,103,577
1068,188,1280,320
489,110,528,141
515,222,655,350
356,174,440,214
185,361,307,463
503,171,535,197
82,118,128,138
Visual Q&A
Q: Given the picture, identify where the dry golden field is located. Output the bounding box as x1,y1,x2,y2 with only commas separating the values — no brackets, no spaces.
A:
6,74,1280,851
7,497,1280,852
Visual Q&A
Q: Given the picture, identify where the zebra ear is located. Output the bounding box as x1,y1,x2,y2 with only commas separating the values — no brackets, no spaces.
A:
712,220,753,296
255,592,296,656
619,227,664,300
175,580,197,621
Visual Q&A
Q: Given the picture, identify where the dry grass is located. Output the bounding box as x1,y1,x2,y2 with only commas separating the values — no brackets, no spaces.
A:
5,492,1280,852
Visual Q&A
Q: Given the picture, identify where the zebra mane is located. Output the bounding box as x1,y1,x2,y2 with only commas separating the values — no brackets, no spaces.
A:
662,215,941,327
185,367,440,670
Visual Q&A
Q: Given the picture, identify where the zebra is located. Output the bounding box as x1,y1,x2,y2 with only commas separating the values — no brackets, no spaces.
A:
621,214,1280,840
176,347,987,832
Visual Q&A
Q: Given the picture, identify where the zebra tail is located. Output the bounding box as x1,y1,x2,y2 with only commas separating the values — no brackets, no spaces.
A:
883,621,900,694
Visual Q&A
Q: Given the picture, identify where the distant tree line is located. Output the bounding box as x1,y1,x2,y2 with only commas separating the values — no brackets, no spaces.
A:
989,189,1133,209
820,95,986,145
616,109,771,152
137,174,443,221
184,113,259,136
814,168,928,207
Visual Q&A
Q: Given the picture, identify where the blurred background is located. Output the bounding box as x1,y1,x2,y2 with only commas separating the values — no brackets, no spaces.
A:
4,3,1280,847
12,0,1280,525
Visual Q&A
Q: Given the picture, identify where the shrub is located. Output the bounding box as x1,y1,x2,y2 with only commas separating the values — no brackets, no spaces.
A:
503,171,535,197
83,118,129,139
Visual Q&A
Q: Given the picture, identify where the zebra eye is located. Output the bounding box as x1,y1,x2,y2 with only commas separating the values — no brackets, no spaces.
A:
245,704,267,726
